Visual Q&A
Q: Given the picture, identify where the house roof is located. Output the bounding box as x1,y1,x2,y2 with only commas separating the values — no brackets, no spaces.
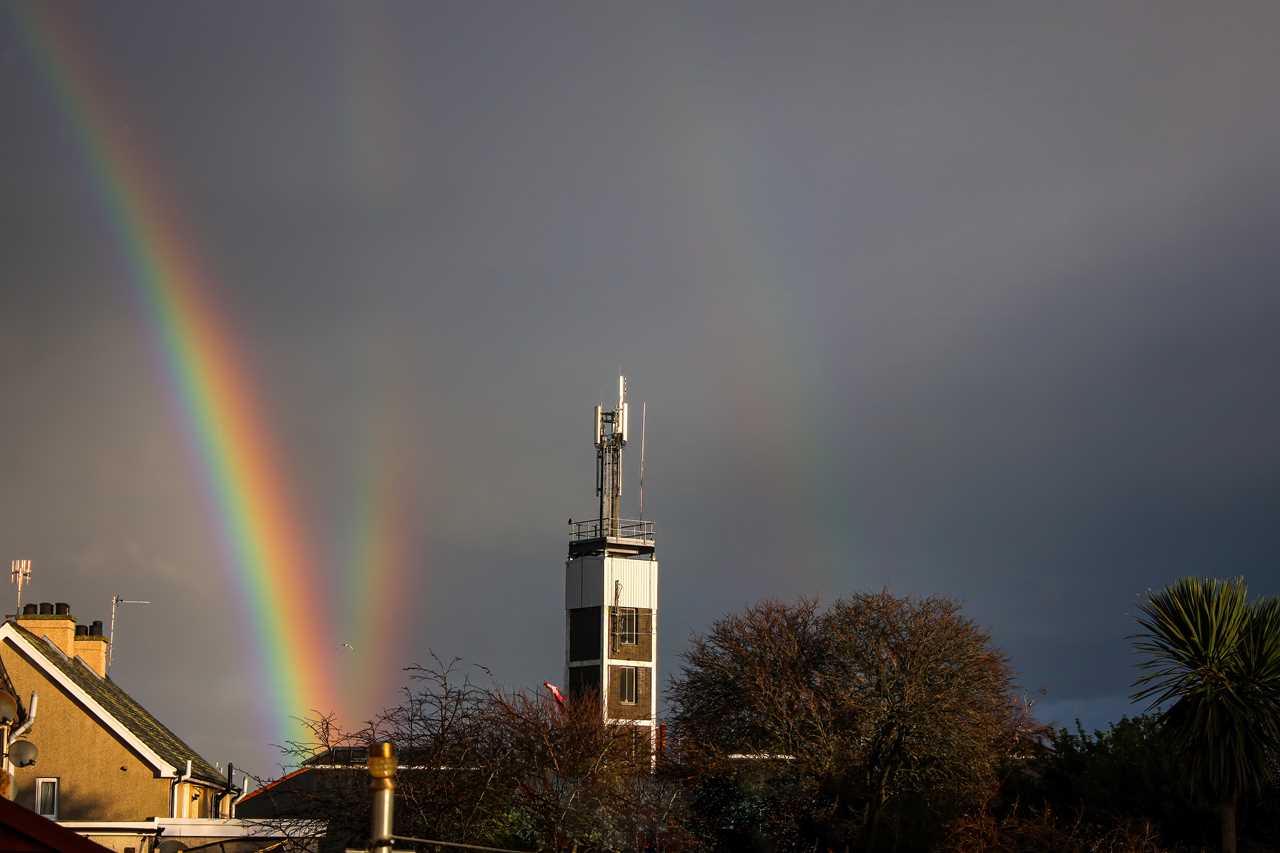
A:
0,649,25,723
0,794,113,852
4,621,225,786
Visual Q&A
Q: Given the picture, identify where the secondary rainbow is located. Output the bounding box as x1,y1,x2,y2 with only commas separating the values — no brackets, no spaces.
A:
341,423,419,717
15,4,337,743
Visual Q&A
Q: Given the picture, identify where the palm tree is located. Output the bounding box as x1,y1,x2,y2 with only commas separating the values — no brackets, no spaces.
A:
1133,577,1280,853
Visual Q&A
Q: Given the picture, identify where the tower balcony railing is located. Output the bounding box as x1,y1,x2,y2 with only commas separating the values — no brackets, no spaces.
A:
569,517,655,545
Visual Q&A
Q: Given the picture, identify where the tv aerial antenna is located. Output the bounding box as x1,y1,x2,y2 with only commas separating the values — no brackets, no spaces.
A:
10,560,32,616
108,594,151,674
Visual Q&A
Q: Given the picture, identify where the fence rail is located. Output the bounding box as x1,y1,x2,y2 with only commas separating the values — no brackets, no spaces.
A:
568,517,655,544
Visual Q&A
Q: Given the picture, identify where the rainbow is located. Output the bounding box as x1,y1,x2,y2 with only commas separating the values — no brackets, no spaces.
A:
341,418,420,718
14,5,338,745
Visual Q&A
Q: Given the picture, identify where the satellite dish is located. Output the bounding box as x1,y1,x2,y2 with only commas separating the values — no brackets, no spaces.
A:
9,739,37,768
0,690,17,726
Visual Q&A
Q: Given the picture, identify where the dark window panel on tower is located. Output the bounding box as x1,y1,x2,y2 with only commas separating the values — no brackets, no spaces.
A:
568,665,601,703
568,606,602,662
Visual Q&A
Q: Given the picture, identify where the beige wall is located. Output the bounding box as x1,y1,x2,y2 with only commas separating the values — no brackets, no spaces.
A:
1,637,172,820
175,780,228,819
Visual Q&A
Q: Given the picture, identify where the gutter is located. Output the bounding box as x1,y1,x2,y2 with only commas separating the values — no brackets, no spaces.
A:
11,693,37,739
232,772,253,811
170,759,193,818
212,762,238,817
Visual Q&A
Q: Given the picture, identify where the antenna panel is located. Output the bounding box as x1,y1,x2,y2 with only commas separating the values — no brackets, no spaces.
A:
594,406,603,447
620,402,629,442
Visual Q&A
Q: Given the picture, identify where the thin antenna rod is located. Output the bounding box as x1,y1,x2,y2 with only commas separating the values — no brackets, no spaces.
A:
108,594,152,674
639,402,647,519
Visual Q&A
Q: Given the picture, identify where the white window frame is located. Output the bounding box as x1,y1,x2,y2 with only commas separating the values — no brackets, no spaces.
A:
615,607,638,646
35,777,58,819
619,666,638,705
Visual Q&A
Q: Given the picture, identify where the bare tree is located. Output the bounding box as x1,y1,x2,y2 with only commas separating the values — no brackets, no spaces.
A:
250,655,516,852
485,689,694,851
253,657,693,852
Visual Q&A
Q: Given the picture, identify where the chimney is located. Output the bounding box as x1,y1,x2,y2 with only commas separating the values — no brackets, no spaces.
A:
16,602,110,676
18,602,77,657
74,619,109,678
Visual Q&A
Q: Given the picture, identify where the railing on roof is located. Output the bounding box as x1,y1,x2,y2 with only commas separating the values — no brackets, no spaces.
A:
568,517,655,544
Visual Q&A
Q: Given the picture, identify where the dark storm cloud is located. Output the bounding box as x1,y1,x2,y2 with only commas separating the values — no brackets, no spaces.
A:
2,1,1279,771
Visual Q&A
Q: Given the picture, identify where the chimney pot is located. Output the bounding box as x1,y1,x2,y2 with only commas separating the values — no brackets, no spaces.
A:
55,602,71,616
75,624,88,636
91,620,104,636
21,604,37,616
38,602,53,615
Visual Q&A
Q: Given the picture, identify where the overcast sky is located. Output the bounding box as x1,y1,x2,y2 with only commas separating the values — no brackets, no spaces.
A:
2,1,1279,775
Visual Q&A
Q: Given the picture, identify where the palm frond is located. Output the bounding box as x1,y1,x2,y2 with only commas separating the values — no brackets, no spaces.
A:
1130,577,1280,800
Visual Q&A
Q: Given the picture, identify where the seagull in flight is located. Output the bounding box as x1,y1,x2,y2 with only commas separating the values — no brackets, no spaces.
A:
341,642,355,652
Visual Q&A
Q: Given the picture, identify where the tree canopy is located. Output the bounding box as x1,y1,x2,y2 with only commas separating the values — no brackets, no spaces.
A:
668,592,1021,851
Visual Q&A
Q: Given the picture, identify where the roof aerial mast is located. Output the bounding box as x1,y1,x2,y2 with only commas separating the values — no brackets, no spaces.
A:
108,594,151,674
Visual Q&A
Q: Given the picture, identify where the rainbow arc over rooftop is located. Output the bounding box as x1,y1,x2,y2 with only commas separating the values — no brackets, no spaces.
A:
15,4,342,745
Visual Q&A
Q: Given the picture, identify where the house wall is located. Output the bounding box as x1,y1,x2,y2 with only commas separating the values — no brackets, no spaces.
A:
0,639,171,820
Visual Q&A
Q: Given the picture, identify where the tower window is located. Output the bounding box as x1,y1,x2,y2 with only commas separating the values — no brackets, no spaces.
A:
619,666,638,704
615,607,638,645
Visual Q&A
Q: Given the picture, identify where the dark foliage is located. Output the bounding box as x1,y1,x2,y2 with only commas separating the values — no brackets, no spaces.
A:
668,593,1022,852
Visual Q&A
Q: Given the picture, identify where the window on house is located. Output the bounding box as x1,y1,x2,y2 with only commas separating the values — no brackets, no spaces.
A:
614,607,638,645
35,778,58,819
619,666,638,705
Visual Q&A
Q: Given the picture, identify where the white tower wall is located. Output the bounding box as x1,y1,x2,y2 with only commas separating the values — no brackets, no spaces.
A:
565,554,659,727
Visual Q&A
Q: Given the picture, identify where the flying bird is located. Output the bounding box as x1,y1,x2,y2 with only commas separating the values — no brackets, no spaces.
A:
341,642,355,652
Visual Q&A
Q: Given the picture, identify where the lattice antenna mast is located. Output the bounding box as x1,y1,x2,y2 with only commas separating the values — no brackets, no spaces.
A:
593,375,629,537
10,560,32,616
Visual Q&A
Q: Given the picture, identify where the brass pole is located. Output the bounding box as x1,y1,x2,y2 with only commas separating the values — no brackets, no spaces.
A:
368,742,396,853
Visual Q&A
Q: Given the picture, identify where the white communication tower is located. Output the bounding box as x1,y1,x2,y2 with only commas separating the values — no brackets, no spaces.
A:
567,375,659,737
